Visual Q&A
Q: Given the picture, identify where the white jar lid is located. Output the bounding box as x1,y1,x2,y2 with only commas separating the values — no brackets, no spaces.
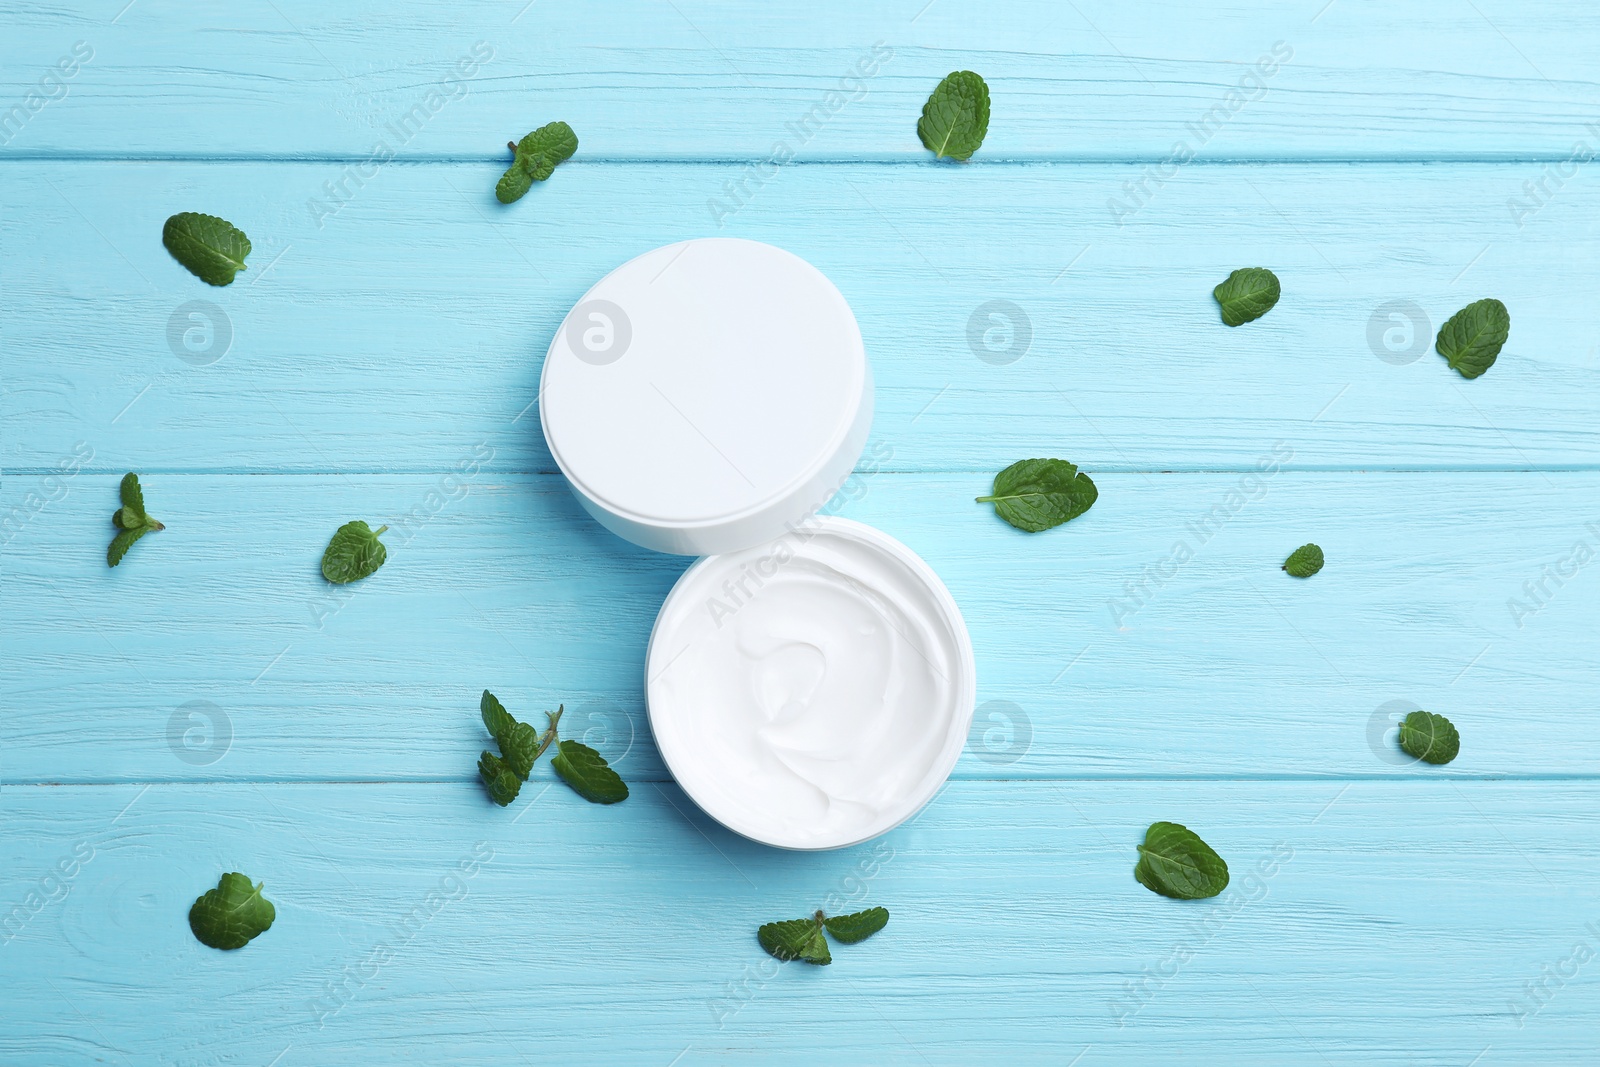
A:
540,239,873,555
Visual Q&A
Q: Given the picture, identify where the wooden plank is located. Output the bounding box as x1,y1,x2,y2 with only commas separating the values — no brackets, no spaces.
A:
3,1,1599,160
5,471,1596,783
0,779,1592,1065
4,160,1599,475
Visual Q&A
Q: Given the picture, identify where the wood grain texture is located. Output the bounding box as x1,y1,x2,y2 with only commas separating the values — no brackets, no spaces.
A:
5,160,1600,475
5,1,1598,1063
2,781,1595,1066
3,1,1599,160
4,472,1597,783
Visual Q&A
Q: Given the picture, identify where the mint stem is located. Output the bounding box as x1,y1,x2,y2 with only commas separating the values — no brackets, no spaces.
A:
374,525,388,535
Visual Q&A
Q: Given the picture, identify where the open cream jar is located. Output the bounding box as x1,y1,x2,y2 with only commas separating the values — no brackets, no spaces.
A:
541,238,976,849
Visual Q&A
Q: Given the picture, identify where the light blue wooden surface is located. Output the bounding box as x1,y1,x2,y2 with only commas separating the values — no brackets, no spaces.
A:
3,2,1598,1064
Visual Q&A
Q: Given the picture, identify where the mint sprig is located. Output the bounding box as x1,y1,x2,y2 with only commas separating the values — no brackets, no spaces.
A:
977,458,1098,533
1134,822,1229,900
496,122,578,203
1213,268,1280,326
758,907,889,966
108,472,164,567
162,212,251,286
189,873,275,950
477,691,626,806
320,520,387,584
1435,298,1509,379
918,71,989,161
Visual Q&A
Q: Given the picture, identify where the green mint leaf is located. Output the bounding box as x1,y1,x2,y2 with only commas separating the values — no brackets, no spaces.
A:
188,873,275,950
976,458,1098,533
499,720,540,780
1134,821,1230,900
918,71,989,161
1435,298,1509,379
516,121,579,180
321,520,388,584
480,690,516,742
496,161,535,204
479,750,523,806
822,907,889,944
119,471,147,518
162,212,251,286
550,739,628,804
1398,710,1460,765
1213,268,1281,326
108,474,162,566
759,914,831,965
497,122,578,202
1282,543,1324,578
107,526,149,567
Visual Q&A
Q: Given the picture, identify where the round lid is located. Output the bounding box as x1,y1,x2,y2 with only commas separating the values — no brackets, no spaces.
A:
540,239,873,556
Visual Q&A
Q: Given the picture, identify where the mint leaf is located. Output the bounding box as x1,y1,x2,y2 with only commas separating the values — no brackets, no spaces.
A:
918,71,989,161
1134,821,1229,900
499,720,540,780
120,471,148,518
550,739,628,804
1398,710,1460,765
108,473,163,566
496,121,578,202
1283,543,1324,578
1213,268,1280,326
163,212,251,286
479,751,523,806
496,162,535,204
1435,298,1509,379
823,907,889,944
478,697,563,806
977,458,1098,533
759,913,831,965
108,526,149,567
480,690,516,743
516,122,579,180
188,873,275,950
321,521,388,584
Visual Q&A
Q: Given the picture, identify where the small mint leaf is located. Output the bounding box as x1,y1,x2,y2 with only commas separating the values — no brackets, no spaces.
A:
918,71,989,161
977,458,1098,533
495,161,534,204
1134,822,1230,900
478,751,523,806
1283,543,1324,578
162,212,251,286
119,472,147,518
188,873,275,950
107,525,149,567
759,915,831,965
823,907,889,944
1435,298,1509,379
321,521,387,584
549,739,628,804
480,690,516,743
1213,268,1281,326
1398,711,1460,765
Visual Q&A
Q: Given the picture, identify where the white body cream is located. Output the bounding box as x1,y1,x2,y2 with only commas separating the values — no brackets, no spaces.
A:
647,517,975,850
